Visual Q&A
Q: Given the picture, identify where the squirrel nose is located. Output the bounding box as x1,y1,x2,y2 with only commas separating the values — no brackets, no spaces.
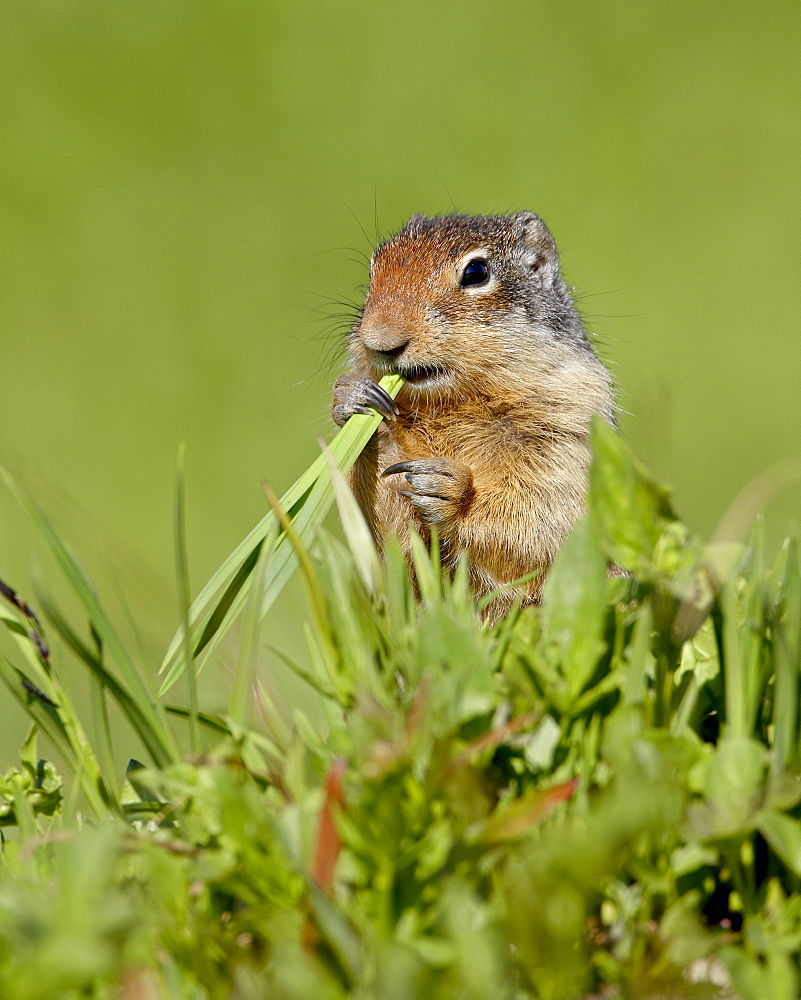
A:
360,321,410,364
365,343,408,368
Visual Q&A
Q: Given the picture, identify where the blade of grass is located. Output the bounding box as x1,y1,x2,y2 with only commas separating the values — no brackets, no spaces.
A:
158,374,404,687
718,579,746,738
265,642,338,701
159,540,268,698
622,602,652,709
61,750,87,827
320,438,381,597
160,476,323,696
478,569,542,616
1,467,179,765
228,519,276,730
772,536,800,772
34,582,175,770
262,483,338,679
409,529,441,605
252,676,294,757
174,444,199,755
192,540,264,658
88,630,119,801
741,520,768,736
0,655,69,757
256,465,352,628
164,706,232,736
0,612,54,693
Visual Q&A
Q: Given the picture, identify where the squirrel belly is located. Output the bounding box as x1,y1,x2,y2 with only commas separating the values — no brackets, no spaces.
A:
332,212,615,618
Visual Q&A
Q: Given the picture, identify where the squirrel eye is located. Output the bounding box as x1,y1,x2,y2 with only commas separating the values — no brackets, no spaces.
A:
460,257,490,288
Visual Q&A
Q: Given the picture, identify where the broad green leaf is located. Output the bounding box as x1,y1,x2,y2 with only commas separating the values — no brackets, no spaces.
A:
588,416,676,576
540,515,607,701
722,945,799,1000
757,810,801,876
719,947,771,1000
690,735,767,838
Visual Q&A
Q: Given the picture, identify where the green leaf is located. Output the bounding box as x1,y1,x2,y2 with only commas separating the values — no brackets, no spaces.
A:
690,735,767,838
306,883,365,986
757,810,801,876
621,602,652,708
588,416,676,576
539,515,607,701
721,945,799,1000
174,443,199,753
0,727,63,829
772,536,801,772
719,947,771,1000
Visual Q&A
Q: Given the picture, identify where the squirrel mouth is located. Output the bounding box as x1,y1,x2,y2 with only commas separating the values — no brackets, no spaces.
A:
392,363,448,389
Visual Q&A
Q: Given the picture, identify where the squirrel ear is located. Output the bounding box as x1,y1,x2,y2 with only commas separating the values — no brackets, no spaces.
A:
513,211,560,287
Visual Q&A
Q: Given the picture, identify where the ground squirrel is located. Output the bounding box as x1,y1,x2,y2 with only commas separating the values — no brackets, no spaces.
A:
332,212,615,617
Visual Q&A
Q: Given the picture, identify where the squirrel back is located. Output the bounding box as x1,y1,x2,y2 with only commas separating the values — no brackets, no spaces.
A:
332,212,615,616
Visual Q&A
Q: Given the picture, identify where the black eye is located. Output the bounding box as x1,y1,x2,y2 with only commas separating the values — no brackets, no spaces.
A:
460,257,490,288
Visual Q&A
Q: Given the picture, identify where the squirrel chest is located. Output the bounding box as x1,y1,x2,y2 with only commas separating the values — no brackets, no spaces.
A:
332,211,614,616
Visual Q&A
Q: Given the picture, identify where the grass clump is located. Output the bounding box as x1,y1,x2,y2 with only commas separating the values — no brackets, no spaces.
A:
1,382,800,999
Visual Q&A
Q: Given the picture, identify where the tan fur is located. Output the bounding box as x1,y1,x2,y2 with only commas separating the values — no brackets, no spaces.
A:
332,212,614,618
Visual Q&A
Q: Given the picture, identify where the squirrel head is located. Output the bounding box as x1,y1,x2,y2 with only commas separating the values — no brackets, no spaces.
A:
349,212,596,403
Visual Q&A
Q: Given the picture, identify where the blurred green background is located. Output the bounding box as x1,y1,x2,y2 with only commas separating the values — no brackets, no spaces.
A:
1,2,799,755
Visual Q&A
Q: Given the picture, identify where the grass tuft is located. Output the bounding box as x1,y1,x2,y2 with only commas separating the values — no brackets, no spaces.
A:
0,406,800,999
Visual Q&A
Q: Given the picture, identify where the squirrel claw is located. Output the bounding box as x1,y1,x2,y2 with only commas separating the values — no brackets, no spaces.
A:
332,375,398,427
395,488,452,504
382,461,454,479
383,456,473,527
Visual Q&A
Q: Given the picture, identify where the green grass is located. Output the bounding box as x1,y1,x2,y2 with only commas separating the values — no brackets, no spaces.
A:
1,386,800,1000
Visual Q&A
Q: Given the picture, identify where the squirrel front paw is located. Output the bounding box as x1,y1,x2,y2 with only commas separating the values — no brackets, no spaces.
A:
382,457,473,527
332,374,399,428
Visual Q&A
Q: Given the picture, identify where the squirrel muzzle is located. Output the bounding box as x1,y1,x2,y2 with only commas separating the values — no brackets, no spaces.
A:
358,300,416,370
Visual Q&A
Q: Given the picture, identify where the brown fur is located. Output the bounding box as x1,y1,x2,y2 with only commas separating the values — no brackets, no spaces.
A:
332,212,615,618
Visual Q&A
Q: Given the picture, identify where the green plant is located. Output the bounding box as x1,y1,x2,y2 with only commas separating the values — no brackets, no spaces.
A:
0,384,799,999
